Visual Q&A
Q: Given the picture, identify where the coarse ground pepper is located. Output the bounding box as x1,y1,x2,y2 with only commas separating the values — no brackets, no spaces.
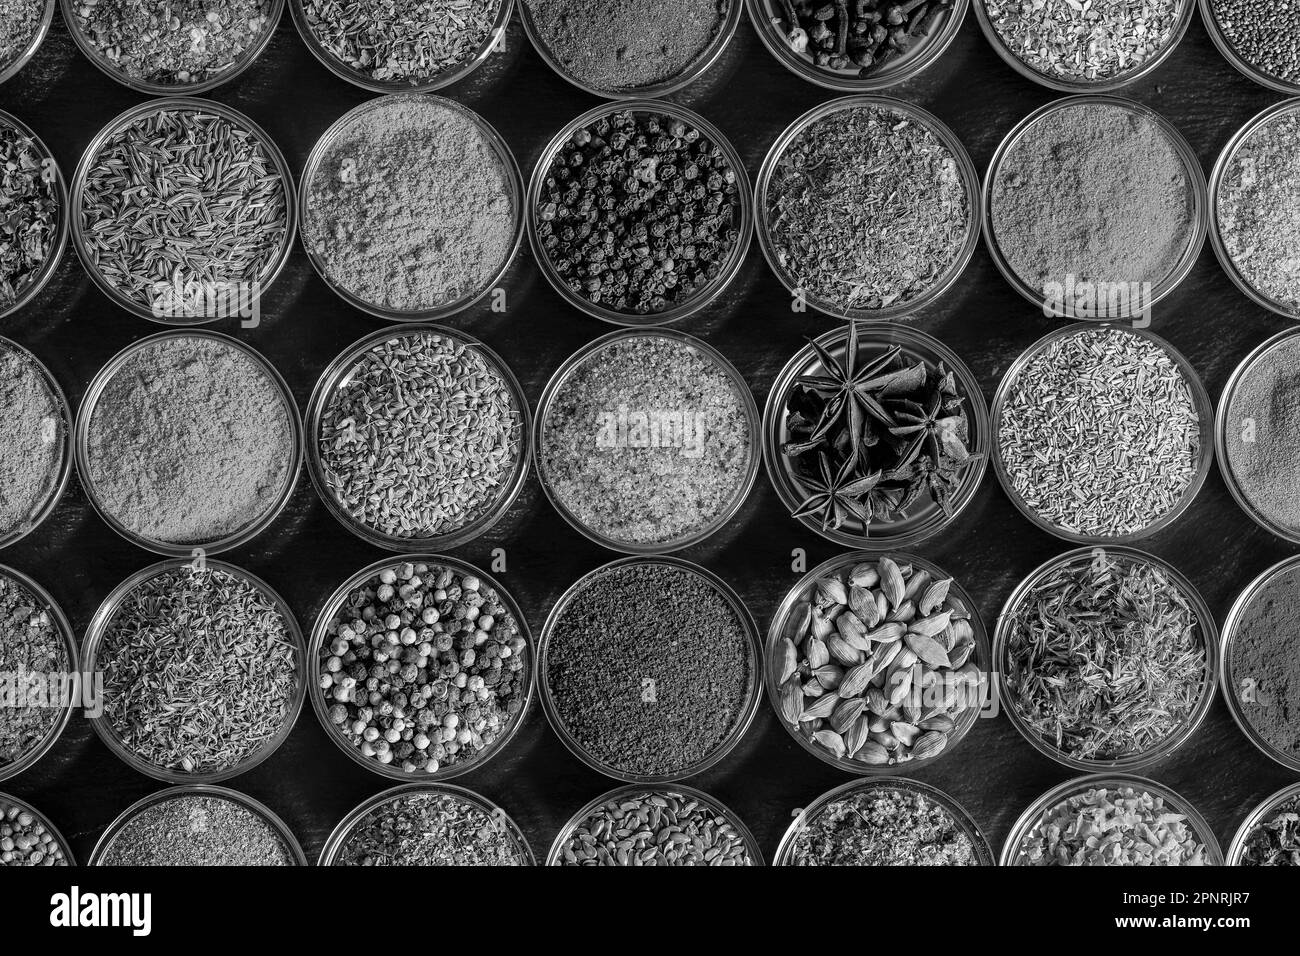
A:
524,0,727,92
304,95,516,314
97,794,294,865
0,343,64,540
1230,564,1300,762
1224,335,1300,534
334,792,527,865
1217,109,1300,313
765,105,969,313
540,334,752,547
0,573,67,769
787,788,978,865
544,562,752,778
0,120,59,308
991,103,1195,296
72,0,274,86
85,336,294,546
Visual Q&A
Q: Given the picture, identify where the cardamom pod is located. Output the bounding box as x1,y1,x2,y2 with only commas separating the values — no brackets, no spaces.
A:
855,740,890,765
836,611,871,651
791,602,813,640
919,714,955,733
917,577,952,616
950,618,974,643
947,595,971,620
865,685,890,717
780,679,803,724
799,692,839,721
868,640,901,676
886,599,916,624
805,636,830,670
777,637,798,684
812,729,846,758
891,721,920,747
848,563,878,588
811,609,835,640
887,664,913,706
812,663,844,690
893,647,918,670
902,698,922,724
849,585,877,625
902,568,931,602
904,632,951,668
814,577,847,608
837,661,875,699
879,556,906,609
801,678,825,698
868,714,889,733
907,609,952,639
866,622,905,643
911,730,947,760
829,696,866,734
871,729,899,750
948,642,973,670
824,634,863,667
845,714,873,755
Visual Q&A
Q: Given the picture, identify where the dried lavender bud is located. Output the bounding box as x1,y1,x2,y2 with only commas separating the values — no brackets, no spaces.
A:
1016,786,1210,866
332,791,528,865
786,786,980,865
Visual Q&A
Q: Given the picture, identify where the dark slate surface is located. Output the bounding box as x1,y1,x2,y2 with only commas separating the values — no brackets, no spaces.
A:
0,7,1295,866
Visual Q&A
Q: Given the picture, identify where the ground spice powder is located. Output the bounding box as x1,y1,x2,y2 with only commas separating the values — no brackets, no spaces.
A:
98,794,293,865
1231,564,1300,762
1225,334,1300,536
0,343,63,540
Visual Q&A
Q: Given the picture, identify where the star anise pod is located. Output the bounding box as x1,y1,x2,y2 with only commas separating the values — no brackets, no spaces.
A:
791,453,884,531
888,387,972,473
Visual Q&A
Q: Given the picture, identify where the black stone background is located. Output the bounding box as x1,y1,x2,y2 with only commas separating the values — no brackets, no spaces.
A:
0,5,1294,866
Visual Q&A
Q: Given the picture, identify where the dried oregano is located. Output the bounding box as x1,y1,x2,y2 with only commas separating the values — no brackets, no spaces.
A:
0,121,59,307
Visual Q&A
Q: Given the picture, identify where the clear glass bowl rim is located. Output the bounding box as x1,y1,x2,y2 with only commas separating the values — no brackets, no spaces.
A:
1198,0,1300,96
0,0,55,86
1225,779,1300,865
0,108,70,322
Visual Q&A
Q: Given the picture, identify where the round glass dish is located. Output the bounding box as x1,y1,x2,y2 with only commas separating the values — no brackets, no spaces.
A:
309,554,535,783
994,545,1218,773
89,784,307,865
745,0,969,92
774,776,993,865
1215,328,1300,543
60,0,283,95
319,782,534,865
290,0,511,94
299,94,523,322
990,323,1213,544
766,551,990,774
0,0,54,86
755,95,980,321
1226,781,1300,865
526,99,752,327
0,337,73,551
1208,100,1300,320
1002,773,1222,865
306,324,530,551
520,0,739,98
0,564,78,784
0,791,74,866
1219,555,1300,772
763,322,989,550
538,555,762,784
533,327,759,555
548,782,763,865
982,95,1207,318
81,558,307,785
74,330,303,557
1199,0,1300,96
70,98,297,325
973,0,1193,92
0,109,68,322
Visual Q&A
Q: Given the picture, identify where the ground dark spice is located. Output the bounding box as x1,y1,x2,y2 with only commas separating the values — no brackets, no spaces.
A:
545,562,752,778
0,0,44,73
1225,335,1300,534
524,0,726,92
0,799,67,866
991,103,1195,295
98,794,294,865
1210,0,1300,87
86,336,294,546
1240,794,1300,866
0,120,59,308
305,96,515,313
535,108,742,317
97,565,299,776
1231,565,1300,761
788,787,977,865
334,791,526,865
0,343,64,540
765,105,969,313
0,573,67,769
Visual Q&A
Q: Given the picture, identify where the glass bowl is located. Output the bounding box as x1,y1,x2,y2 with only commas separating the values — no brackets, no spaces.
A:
298,94,524,322
548,782,763,865
0,791,74,865
745,0,970,92
520,0,740,98
60,0,283,95
74,330,303,557
0,109,69,321
1002,773,1223,866
982,95,1207,318
0,337,73,551
1215,328,1300,544
305,324,530,551
70,98,297,325
290,0,512,94
308,554,536,783
533,327,760,555
1208,100,1300,320
766,551,990,774
774,776,993,865
1199,0,1300,96
763,322,990,550
1226,781,1300,866
0,0,54,86
0,563,79,784
81,558,307,785
538,555,762,784
990,323,1213,544
1219,554,1300,772
89,784,307,865
755,95,980,322
994,545,1218,773
319,781,534,865
526,99,753,327
972,0,1194,93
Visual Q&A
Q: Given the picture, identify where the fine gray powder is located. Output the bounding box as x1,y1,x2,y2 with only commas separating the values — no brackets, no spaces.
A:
1226,334,1300,535
0,344,63,539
